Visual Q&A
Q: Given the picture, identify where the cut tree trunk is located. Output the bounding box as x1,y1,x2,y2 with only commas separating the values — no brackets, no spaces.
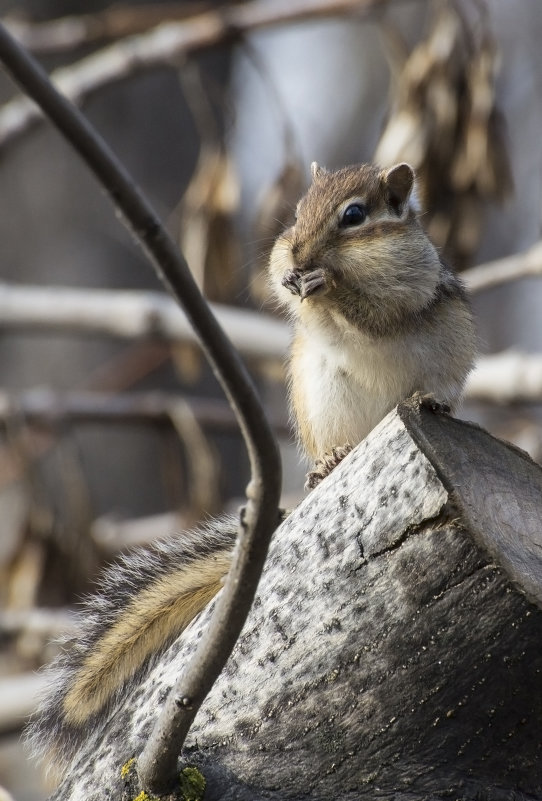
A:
50,397,542,801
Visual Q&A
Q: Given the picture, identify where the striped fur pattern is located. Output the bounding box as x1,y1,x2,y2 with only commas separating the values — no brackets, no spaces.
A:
27,515,237,771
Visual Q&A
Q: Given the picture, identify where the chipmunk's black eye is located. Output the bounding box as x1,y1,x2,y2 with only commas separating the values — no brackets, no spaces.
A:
340,203,367,227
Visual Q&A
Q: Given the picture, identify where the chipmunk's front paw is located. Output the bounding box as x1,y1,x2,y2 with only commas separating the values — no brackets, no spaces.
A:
305,443,353,490
299,267,328,300
281,269,302,296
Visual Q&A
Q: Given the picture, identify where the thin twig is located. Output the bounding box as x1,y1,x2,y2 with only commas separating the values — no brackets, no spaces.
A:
0,23,281,796
0,0,387,152
4,3,214,54
463,240,542,294
0,283,290,361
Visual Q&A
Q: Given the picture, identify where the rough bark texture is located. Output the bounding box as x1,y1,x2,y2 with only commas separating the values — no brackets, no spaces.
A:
48,402,542,800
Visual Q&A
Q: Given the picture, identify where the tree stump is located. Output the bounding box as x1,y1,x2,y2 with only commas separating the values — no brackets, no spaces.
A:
50,398,542,800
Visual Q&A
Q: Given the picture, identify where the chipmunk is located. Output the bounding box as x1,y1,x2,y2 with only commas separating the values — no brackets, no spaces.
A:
29,162,475,770
269,161,475,486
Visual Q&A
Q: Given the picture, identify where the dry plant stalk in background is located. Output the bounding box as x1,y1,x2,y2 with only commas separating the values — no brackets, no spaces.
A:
179,146,241,304
375,2,513,269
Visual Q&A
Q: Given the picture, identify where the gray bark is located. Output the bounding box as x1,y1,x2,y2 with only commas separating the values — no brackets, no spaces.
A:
50,399,542,800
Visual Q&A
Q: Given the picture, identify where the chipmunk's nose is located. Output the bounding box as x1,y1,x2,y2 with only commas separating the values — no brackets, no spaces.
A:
291,242,317,273
291,234,323,273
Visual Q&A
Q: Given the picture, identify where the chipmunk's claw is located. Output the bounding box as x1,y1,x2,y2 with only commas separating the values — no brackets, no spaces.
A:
283,267,329,301
305,443,353,490
299,268,328,301
412,392,451,415
281,269,302,296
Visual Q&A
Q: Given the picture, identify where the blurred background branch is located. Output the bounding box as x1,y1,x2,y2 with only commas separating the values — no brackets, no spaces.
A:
0,389,286,432
0,283,289,359
0,0,386,151
4,3,215,54
463,240,542,293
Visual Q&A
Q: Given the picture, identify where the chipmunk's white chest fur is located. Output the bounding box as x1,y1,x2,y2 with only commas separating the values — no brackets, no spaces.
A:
291,311,457,458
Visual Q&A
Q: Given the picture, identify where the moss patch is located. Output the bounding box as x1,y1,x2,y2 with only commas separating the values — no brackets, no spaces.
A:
179,765,206,800
121,757,136,780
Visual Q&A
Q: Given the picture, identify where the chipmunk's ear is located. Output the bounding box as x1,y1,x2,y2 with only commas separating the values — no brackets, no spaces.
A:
310,161,327,181
382,163,415,216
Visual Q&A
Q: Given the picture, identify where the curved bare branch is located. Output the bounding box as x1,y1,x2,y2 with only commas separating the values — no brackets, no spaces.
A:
0,22,281,796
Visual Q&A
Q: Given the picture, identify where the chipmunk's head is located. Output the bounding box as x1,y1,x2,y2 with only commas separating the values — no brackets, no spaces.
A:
291,161,420,262
269,161,439,316
306,160,419,222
